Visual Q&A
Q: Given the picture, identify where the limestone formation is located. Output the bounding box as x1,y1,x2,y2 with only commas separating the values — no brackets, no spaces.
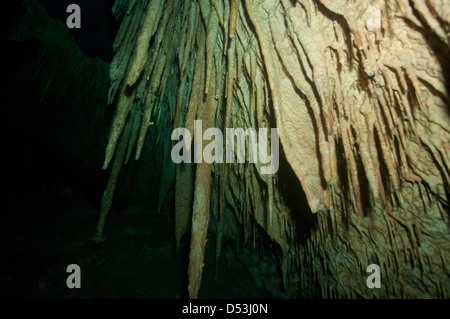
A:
97,0,450,298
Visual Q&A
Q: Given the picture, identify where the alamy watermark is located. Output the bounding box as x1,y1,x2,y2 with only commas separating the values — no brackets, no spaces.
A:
366,264,381,288
66,4,81,29
171,120,279,174
66,264,81,288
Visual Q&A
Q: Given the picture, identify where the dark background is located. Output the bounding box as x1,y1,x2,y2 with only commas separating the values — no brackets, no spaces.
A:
39,0,119,61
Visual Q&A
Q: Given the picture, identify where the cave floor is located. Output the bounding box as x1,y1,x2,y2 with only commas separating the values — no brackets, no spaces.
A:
0,185,272,299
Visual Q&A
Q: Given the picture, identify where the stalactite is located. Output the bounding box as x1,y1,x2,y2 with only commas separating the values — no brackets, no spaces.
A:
126,0,164,86
184,39,204,153
180,2,200,79
210,0,224,28
145,0,174,81
113,0,137,51
214,48,224,117
103,86,137,169
101,0,450,299
94,110,134,241
224,36,236,128
204,7,220,95
135,99,154,161
124,106,142,164
175,162,194,251
188,32,215,298
229,0,238,38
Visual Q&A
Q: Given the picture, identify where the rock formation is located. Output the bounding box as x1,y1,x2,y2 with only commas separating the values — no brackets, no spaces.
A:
98,0,450,298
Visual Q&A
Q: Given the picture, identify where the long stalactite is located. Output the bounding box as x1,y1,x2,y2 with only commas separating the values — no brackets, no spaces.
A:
96,0,450,298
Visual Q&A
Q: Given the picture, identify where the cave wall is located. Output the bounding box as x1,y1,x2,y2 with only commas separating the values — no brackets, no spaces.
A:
100,0,449,298
4,0,112,202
